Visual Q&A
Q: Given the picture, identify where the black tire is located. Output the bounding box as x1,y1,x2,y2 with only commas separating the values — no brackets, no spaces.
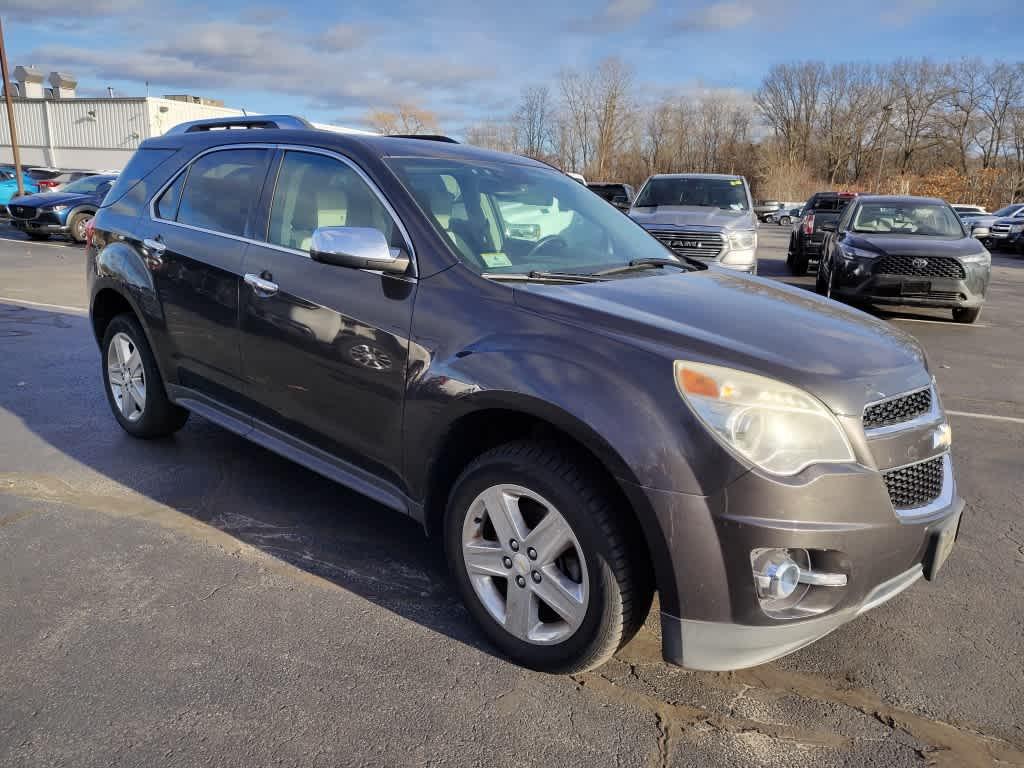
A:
815,258,829,295
952,306,981,324
445,441,651,674
25,232,50,241
101,313,189,438
779,216,791,226
789,243,808,275
68,211,93,244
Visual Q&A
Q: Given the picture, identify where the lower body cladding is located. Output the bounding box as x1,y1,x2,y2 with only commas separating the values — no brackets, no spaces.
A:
624,455,963,671
830,257,989,310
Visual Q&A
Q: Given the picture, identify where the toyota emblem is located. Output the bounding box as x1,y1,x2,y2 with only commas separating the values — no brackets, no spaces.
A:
912,258,929,269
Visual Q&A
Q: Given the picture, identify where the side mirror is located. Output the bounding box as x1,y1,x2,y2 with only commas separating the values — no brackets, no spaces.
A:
820,222,836,232
309,227,409,274
611,194,630,209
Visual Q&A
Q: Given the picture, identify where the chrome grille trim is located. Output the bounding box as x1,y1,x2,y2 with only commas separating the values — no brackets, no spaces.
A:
862,384,939,435
883,453,954,520
644,227,725,259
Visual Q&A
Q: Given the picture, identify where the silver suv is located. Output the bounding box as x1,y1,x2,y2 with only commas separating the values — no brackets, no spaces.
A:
629,173,759,274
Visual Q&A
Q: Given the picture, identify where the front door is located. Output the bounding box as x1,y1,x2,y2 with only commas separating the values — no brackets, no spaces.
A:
239,149,416,486
147,147,272,406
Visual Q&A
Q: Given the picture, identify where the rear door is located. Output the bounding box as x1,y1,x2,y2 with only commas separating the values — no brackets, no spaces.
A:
146,146,273,407
238,148,416,486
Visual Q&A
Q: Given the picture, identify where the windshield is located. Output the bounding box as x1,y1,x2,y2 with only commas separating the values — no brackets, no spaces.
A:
992,205,1024,218
852,203,965,237
61,176,111,195
387,157,679,275
634,177,749,211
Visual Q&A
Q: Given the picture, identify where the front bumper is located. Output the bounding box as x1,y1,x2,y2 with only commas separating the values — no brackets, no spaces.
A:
988,231,1024,251
625,441,963,671
831,256,989,309
9,213,69,235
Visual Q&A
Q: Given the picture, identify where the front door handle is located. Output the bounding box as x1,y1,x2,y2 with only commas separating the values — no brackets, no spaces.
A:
143,237,166,254
244,272,279,297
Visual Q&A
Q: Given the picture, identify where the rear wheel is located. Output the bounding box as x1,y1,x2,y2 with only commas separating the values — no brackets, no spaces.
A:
445,441,651,674
778,215,791,226
952,306,981,324
789,245,808,275
101,314,189,438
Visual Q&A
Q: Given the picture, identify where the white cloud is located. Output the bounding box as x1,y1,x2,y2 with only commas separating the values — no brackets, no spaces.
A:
879,0,940,26
677,1,756,31
602,0,656,22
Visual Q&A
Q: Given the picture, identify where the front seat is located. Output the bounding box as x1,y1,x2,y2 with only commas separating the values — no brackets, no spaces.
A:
414,177,481,268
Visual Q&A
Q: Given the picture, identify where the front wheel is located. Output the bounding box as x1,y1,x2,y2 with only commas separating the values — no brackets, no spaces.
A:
445,441,651,674
68,211,93,244
952,306,981,324
778,216,791,226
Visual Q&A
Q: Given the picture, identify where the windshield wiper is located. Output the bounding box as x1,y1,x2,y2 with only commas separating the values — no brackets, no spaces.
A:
593,258,702,276
482,271,609,283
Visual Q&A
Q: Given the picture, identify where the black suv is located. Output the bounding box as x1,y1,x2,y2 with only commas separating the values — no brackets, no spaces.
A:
787,192,858,274
88,116,964,674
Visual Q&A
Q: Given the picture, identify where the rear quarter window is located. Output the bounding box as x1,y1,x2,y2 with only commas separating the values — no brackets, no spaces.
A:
101,148,178,207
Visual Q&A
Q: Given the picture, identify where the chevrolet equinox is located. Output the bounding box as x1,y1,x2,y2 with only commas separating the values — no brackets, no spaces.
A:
87,116,964,674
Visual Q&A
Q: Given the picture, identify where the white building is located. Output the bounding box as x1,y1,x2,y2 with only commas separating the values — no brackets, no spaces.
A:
1,66,372,171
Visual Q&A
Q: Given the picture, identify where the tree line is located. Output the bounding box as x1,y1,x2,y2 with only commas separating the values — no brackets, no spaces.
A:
367,56,1024,207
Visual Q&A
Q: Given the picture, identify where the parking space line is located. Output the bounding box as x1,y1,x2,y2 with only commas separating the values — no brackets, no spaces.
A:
0,236,76,250
0,296,88,315
946,410,1024,425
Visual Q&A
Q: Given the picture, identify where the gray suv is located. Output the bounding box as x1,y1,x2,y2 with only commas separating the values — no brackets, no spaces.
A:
629,173,759,274
88,116,962,674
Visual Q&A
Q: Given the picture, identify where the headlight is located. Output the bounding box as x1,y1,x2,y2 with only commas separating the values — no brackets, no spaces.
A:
728,230,757,250
961,249,991,263
1010,223,1024,233
839,244,877,260
45,204,69,212
674,361,855,476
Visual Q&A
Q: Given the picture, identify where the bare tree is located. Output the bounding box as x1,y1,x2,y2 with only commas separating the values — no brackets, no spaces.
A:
887,58,953,173
365,103,439,135
513,85,554,159
755,62,825,163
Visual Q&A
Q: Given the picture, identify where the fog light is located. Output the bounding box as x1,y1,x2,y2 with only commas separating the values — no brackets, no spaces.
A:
753,550,801,600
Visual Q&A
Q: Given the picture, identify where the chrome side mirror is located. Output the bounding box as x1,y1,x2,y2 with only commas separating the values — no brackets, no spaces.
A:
309,226,409,274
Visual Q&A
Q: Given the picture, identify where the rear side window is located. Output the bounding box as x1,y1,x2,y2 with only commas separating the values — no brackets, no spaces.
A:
174,149,269,237
101,148,177,207
155,171,186,220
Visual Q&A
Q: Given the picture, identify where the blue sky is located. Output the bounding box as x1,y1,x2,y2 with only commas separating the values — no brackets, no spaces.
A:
2,0,1019,135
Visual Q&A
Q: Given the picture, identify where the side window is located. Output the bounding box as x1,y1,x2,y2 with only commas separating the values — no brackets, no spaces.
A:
175,149,269,237
155,172,185,220
838,203,855,232
267,151,397,253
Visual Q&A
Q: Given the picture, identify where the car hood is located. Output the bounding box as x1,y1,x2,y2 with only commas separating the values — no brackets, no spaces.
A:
8,190,90,207
991,216,1024,226
514,271,929,416
844,234,986,258
629,206,754,231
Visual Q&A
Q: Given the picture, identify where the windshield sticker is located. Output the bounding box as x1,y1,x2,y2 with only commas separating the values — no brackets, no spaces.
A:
730,180,742,186
481,252,513,268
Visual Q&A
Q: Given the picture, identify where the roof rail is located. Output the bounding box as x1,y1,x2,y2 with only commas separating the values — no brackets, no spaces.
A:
388,134,459,143
166,115,313,135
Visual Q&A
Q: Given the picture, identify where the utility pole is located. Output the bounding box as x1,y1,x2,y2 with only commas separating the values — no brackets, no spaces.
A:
0,17,24,197
875,104,893,195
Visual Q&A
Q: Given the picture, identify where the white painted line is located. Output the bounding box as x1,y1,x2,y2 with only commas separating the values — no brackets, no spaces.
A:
889,318,990,328
0,296,87,315
946,410,1024,425
0,236,75,250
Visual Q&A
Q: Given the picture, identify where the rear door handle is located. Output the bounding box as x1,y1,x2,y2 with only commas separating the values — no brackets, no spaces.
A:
143,237,166,254
244,273,279,297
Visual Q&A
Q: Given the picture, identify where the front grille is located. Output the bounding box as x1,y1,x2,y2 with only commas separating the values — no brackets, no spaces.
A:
8,204,37,220
863,388,932,430
875,255,966,279
883,456,944,509
646,228,725,259
990,224,1010,233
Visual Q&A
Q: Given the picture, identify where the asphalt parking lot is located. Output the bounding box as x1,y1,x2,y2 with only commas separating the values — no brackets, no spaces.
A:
1,224,1022,767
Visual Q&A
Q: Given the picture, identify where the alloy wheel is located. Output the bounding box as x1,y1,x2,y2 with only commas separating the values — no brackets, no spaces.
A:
461,484,589,645
106,331,146,422
74,215,92,242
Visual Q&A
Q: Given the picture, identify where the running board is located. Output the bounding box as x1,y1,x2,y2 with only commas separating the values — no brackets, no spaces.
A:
167,385,417,520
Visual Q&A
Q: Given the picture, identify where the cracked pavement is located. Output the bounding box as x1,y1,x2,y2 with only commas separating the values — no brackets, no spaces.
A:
0,228,1022,766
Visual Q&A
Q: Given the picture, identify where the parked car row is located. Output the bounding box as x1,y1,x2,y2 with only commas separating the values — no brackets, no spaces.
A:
1,166,117,243
87,115,965,675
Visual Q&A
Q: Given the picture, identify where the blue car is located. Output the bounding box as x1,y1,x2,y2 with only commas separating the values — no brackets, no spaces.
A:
0,166,40,213
7,173,117,242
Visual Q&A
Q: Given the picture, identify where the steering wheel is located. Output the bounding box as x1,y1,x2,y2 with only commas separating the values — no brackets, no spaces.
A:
525,235,569,261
